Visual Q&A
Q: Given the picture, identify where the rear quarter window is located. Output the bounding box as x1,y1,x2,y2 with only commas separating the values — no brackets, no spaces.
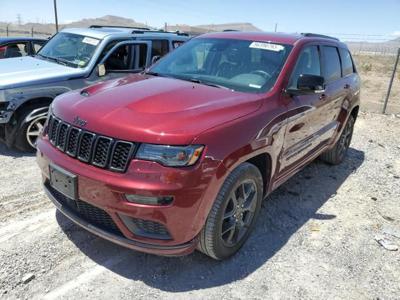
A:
339,48,355,76
321,46,341,83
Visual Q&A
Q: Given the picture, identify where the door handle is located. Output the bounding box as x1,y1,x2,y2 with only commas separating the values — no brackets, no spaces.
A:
344,84,350,89
319,94,327,101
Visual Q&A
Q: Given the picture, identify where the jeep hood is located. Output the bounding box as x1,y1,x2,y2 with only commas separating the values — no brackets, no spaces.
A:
0,56,83,89
53,75,263,145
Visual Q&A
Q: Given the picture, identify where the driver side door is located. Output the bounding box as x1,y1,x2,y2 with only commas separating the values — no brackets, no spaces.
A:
279,44,327,175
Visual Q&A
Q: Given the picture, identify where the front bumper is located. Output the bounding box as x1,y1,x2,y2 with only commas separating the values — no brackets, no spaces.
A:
44,183,198,256
37,137,224,256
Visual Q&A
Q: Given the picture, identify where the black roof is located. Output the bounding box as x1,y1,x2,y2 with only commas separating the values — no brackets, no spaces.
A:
0,37,47,44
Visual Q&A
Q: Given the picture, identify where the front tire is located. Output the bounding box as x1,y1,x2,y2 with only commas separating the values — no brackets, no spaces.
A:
198,162,263,260
320,115,355,165
14,105,48,152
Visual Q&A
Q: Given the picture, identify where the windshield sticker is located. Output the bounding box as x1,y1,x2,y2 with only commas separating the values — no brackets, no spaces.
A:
249,83,262,89
249,42,284,52
82,37,100,46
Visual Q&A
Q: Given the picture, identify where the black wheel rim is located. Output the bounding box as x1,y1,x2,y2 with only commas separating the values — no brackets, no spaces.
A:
338,118,354,159
221,179,258,247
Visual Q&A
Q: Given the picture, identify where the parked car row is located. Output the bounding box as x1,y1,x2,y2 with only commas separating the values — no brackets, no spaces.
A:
0,26,189,151
1,28,360,260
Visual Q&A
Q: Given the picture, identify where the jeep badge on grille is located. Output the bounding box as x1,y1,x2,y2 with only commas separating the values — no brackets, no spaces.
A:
73,116,87,127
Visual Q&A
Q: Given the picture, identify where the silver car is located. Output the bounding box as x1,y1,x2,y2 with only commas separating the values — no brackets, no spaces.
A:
0,26,188,151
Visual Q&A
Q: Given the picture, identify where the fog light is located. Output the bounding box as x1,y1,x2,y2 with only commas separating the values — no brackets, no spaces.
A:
124,194,174,205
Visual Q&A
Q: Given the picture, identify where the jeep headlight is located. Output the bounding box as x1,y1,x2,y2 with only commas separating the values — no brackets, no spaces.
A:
136,144,204,167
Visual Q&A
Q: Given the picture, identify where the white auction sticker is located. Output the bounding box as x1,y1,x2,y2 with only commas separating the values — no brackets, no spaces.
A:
82,37,100,46
249,42,284,52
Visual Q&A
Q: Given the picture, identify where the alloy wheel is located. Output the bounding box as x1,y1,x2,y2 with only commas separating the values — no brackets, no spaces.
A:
220,179,258,247
26,116,47,149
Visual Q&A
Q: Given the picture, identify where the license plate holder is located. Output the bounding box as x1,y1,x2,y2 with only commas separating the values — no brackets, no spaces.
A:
49,163,78,200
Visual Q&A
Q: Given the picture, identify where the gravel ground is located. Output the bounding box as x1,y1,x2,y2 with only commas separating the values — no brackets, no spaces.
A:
0,112,399,300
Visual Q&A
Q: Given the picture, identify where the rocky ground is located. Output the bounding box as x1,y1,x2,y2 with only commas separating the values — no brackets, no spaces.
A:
0,112,399,299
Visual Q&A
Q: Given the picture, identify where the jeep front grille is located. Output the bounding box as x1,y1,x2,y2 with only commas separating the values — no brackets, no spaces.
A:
47,115,135,172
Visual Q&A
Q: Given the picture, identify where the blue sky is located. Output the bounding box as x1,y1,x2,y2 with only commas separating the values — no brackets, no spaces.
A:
1,0,399,40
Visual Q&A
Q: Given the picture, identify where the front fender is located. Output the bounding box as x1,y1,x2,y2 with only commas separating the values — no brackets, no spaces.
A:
1,85,71,124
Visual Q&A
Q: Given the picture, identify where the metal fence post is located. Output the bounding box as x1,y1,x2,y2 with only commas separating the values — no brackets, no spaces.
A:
382,48,400,114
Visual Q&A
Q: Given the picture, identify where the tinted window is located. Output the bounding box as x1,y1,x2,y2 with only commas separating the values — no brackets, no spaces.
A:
322,46,341,82
151,40,169,58
0,42,28,58
33,41,45,53
105,44,148,71
150,38,292,93
289,46,321,88
172,41,185,49
339,48,354,76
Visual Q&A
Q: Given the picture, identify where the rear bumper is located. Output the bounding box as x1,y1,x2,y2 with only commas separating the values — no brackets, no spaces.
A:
44,183,198,256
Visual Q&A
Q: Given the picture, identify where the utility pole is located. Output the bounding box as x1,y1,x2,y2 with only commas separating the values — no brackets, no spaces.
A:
53,0,59,33
17,14,22,26
274,23,278,32
382,48,400,114
6,24,9,36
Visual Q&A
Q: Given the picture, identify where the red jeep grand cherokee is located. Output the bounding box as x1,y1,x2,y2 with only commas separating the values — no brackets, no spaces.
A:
37,32,360,260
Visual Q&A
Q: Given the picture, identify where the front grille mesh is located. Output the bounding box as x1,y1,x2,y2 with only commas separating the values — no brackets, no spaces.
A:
47,183,123,236
47,115,135,172
132,218,170,237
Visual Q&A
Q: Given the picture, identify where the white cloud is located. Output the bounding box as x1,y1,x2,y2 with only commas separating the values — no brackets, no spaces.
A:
392,31,400,37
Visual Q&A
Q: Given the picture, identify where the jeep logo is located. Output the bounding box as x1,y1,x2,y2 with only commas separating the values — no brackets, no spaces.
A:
73,116,87,127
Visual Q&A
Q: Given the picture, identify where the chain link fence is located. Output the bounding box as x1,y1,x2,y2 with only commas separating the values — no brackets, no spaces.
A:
0,25,53,38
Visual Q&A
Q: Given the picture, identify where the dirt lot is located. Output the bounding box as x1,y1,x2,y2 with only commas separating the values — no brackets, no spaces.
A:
0,112,399,299
353,54,400,114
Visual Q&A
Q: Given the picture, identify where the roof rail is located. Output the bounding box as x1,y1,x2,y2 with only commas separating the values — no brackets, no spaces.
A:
89,25,151,31
223,29,239,32
131,29,189,36
301,33,339,41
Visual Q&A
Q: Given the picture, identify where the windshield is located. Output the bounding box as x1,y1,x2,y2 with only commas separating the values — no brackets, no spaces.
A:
37,32,100,68
149,38,292,93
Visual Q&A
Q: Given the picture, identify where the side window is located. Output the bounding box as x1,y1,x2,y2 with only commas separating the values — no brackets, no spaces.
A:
321,46,341,83
3,42,28,58
104,43,148,71
339,48,354,76
33,41,45,54
0,45,6,58
172,41,184,49
289,46,321,88
104,44,132,71
151,40,169,58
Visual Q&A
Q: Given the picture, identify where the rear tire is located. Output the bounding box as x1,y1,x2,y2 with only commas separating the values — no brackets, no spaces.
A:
320,115,355,165
198,162,263,260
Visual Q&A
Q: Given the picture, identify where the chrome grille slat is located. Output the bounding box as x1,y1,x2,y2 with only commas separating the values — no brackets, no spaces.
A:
47,116,135,172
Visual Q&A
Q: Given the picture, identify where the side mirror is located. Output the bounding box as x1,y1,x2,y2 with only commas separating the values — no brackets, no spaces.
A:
151,55,161,65
97,64,106,77
287,74,325,95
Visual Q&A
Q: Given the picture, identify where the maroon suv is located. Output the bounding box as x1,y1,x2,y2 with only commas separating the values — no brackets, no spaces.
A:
37,32,360,260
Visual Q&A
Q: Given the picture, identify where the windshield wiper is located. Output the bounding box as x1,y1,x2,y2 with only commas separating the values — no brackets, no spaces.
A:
185,78,231,90
36,54,76,67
